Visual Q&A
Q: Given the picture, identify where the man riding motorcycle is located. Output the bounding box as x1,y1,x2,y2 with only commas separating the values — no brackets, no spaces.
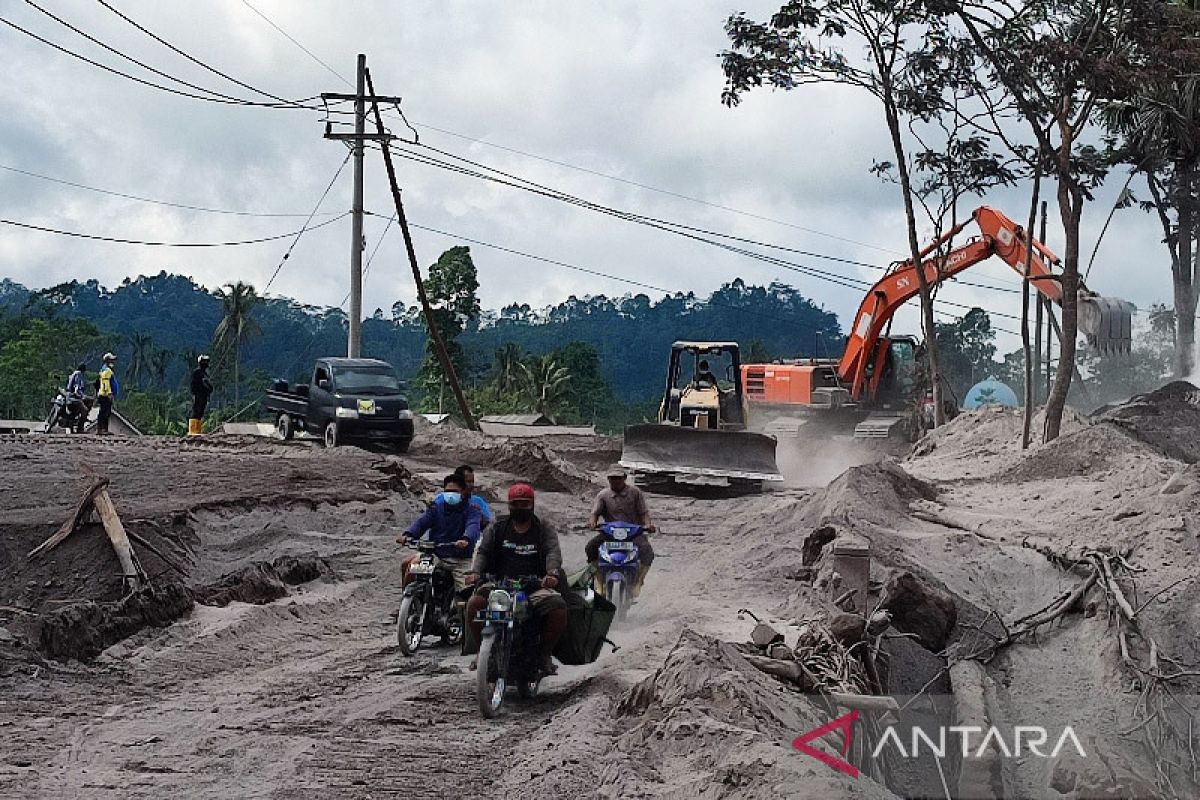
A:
65,363,89,433
398,473,481,592
586,465,656,599
465,483,568,675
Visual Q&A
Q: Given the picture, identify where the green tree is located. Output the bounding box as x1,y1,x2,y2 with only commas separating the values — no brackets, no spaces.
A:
0,316,108,419
933,308,998,399
745,339,773,364
212,281,262,408
520,354,572,421
127,332,155,390
416,246,480,408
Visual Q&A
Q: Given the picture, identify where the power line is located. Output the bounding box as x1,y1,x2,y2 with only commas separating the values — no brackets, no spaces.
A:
264,151,352,291
405,140,1023,296
0,163,341,218
92,0,319,109
0,212,348,247
239,0,353,89
24,0,272,106
0,15,318,109
389,142,1025,322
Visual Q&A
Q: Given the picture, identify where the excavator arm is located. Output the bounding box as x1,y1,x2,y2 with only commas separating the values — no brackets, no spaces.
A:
837,205,1134,402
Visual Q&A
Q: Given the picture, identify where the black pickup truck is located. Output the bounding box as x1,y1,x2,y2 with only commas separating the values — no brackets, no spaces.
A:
265,358,415,451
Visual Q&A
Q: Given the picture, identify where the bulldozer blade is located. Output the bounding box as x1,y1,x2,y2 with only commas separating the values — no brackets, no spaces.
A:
619,424,784,483
1079,293,1135,355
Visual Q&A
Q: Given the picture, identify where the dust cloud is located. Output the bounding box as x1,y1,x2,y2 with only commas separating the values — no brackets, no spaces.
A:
775,435,899,487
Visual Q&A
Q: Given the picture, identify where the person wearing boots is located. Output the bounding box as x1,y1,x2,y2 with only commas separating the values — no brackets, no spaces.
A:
189,355,213,436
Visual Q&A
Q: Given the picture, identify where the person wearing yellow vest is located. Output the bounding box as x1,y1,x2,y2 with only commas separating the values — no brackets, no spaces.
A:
96,352,120,435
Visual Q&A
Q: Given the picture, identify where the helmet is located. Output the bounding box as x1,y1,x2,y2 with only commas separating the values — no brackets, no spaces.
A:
102,352,116,362
198,354,210,365
507,483,535,503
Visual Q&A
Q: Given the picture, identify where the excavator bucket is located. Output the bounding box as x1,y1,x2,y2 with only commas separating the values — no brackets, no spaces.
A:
1079,293,1135,355
619,423,784,486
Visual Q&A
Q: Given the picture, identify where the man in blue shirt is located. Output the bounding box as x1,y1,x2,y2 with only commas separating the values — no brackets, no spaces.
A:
398,473,481,591
455,465,492,529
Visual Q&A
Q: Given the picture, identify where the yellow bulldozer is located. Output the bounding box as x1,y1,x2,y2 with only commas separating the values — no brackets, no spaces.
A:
619,341,783,492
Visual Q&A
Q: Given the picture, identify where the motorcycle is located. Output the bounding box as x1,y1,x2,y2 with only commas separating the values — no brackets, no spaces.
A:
475,575,545,719
45,392,93,434
596,522,644,622
397,539,466,656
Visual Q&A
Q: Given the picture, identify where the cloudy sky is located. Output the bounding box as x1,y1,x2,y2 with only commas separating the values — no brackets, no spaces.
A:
0,0,1169,352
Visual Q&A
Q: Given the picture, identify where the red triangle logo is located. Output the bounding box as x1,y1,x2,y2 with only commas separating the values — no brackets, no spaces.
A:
791,710,859,778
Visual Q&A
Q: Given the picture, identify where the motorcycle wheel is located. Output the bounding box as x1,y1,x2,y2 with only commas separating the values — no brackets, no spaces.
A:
440,602,464,648
397,594,425,656
608,577,628,622
476,632,505,719
45,407,59,433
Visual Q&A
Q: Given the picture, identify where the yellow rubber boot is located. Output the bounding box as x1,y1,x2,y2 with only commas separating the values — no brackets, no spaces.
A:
631,563,650,599
187,418,201,436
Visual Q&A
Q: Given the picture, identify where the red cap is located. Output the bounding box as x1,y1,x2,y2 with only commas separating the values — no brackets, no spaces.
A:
507,483,535,502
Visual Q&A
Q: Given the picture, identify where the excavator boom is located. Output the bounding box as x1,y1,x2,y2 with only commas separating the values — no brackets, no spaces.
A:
838,206,1135,401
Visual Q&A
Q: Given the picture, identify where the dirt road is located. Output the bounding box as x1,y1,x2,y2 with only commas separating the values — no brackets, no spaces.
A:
6,387,1200,799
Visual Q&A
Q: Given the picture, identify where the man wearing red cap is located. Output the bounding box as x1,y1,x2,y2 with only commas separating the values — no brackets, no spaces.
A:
465,483,569,675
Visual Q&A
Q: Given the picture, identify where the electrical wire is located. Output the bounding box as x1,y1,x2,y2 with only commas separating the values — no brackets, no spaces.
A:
0,212,348,247
25,0,277,107
239,0,353,89
0,163,341,218
263,152,352,291
0,15,319,109
92,0,320,110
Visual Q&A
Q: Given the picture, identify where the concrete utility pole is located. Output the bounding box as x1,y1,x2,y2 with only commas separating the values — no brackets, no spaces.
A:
348,53,366,358
322,54,398,358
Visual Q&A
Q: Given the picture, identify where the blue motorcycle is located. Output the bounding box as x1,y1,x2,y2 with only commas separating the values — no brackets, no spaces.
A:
596,522,643,621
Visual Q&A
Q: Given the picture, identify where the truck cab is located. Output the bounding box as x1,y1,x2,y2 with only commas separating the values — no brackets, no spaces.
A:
267,358,415,451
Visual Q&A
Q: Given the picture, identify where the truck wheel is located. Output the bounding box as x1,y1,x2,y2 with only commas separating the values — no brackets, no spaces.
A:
323,421,339,448
393,438,412,454
276,414,294,440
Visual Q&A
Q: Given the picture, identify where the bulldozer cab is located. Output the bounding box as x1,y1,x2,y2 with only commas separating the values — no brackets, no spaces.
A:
660,342,747,429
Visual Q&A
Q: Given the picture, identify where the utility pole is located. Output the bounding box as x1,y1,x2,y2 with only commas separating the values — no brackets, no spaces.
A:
363,67,479,431
322,54,397,358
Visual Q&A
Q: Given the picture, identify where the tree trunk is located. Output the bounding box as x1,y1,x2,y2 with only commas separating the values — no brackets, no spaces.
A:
1021,168,1043,450
234,340,240,410
883,95,944,425
1045,167,1082,442
1175,162,1197,377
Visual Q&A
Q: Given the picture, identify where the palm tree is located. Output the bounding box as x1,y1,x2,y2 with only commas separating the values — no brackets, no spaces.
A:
519,355,571,421
127,332,154,390
493,343,524,392
149,347,172,390
212,282,262,408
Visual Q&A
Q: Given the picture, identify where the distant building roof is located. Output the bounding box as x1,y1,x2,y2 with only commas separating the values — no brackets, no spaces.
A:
479,413,553,426
421,413,451,425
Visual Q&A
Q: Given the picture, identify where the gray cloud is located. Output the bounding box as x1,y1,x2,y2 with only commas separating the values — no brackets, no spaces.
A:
0,0,1171,356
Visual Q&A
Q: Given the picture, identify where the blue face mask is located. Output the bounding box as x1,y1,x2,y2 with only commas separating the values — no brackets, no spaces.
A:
442,491,462,506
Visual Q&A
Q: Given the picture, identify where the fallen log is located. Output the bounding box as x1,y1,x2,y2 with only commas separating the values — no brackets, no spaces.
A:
93,489,142,590
28,477,110,558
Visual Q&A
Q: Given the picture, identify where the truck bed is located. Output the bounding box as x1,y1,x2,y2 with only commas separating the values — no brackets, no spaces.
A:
264,389,308,418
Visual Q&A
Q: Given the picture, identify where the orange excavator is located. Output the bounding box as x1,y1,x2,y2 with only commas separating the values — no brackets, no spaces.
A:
741,205,1135,439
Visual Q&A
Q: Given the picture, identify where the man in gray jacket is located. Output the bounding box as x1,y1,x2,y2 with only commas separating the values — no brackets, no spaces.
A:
465,483,568,675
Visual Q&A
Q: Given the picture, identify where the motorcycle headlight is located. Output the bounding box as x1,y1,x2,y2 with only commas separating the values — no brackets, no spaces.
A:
487,590,513,612
335,406,359,419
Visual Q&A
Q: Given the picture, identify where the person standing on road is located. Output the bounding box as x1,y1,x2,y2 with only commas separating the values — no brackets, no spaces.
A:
399,473,481,592
465,483,568,676
586,465,656,599
454,465,492,529
96,352,120,435
189,355,213,437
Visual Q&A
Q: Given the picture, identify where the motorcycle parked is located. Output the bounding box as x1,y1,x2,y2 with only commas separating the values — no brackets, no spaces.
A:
475,576,545,719
45,393,93,434
397,539,466,656
596,522,643,622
